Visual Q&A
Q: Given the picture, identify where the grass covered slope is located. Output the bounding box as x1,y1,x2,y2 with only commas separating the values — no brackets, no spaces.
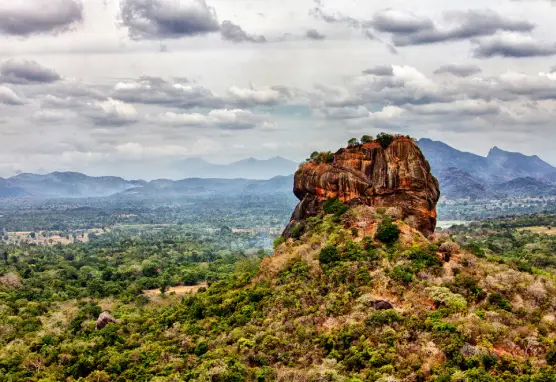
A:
2,204,556,381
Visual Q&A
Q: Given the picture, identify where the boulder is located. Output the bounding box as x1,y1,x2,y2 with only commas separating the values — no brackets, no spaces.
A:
96,312,116,330
372,300,394,310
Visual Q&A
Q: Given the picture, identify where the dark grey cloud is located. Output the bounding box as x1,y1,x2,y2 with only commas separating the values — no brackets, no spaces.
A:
380,10,534,46
362,65,394,76
312,6,534,47
306,29,326,40
120,0,220,40
434,64,482,77
0,0,83,36
111,76,223,108
0,59,61,84
220,20,266,43
472,35,556,58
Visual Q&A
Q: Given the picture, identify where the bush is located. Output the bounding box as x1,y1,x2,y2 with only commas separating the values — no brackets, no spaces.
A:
319,245,341,264
344,240,363,260
376,132,394,148
375,219,400,244
487,293,512,312
290,224,304,239
439,241,459,255
426,287,467,311
323,198,349,216
390,266,413,285
273,236,286,249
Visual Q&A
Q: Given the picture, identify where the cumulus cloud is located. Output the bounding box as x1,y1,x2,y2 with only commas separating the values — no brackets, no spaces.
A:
220,20,266,43
120,0,220,40
472,33,556,58
226,86,286,106
0,0,83,36
434,64,482,77
86,99,138,126
0,86,24,105
0,59,61,84
159,109,269,130
306,29,326,40
112,76,222,108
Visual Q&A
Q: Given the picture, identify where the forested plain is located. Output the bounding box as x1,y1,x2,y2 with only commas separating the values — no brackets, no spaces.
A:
2,196,556,380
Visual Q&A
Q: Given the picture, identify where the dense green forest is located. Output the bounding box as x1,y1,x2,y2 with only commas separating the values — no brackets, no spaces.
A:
2,203,556,381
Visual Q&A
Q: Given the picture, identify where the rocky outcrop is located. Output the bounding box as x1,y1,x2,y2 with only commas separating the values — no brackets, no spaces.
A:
284,137,440,237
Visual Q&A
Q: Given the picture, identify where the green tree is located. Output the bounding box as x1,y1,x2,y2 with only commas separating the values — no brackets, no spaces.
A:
361,135,374,143
376,132,394,148
375,219,400,244
347,138,359,147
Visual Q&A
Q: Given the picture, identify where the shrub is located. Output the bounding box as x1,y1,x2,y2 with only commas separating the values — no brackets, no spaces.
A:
439,241,459,255
323,198,349,216
409,248,442,271
319,245,341,264
376,132,394,148
344,240,363,260
487,293,512,312
366,309,402,326
273,236,286,249
464,243,486,258
375,219,400,244
426,287,468,311
390,266,413,285
290,224,304,239
547,345,556,366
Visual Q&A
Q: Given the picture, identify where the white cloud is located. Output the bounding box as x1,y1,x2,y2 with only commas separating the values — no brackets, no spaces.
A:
0,86,24,105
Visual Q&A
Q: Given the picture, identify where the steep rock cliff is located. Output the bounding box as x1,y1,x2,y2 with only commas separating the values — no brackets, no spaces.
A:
284,137,440,237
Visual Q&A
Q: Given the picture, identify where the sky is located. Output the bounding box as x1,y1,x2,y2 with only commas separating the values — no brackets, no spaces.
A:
1,0,556,179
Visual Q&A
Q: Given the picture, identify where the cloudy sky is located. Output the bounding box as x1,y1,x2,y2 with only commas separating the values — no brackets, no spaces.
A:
1,0,556,179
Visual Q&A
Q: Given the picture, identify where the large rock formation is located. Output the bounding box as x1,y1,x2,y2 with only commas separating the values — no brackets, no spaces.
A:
284,136,440,237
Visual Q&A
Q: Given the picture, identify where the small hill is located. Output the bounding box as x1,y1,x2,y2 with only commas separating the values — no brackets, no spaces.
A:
492,177,556,198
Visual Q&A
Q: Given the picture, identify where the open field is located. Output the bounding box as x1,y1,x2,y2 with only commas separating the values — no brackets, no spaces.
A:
517,226,556,235
143,283,209,296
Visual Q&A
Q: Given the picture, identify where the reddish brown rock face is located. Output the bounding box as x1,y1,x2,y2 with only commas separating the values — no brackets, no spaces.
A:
284,137,440,237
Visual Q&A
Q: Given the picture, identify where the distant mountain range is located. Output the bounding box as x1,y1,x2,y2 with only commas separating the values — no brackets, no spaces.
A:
1,141,556,200
174,156,298,180
417,139,556,199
